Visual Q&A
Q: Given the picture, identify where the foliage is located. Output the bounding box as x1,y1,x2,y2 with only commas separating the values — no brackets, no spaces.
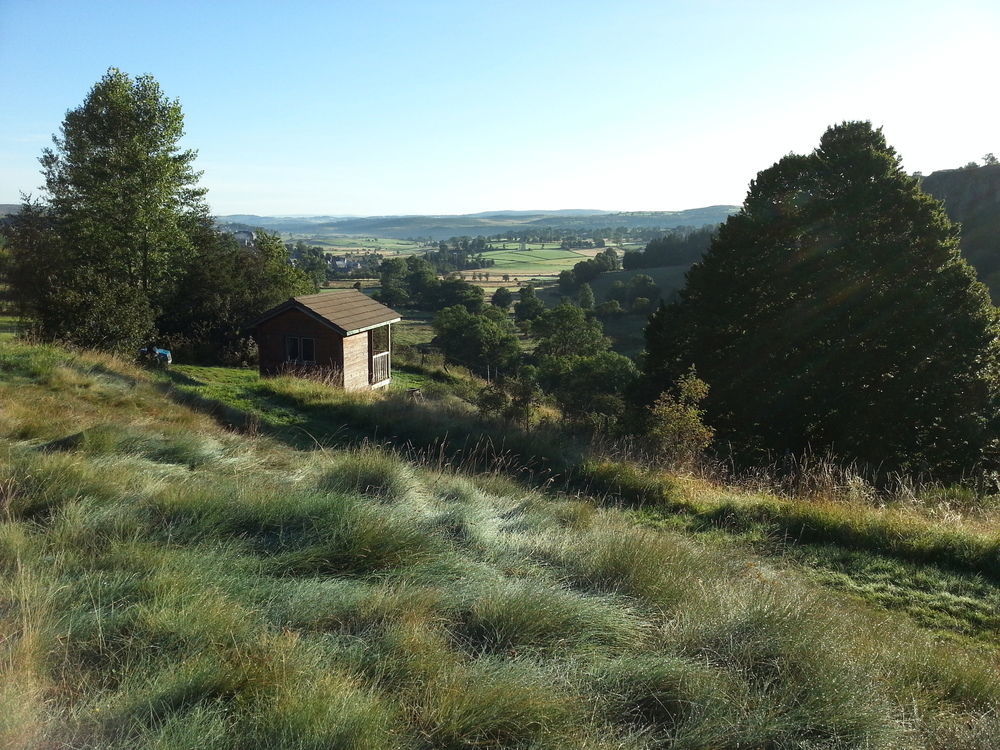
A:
644,121,1000,477
2,69,309,360
647,368,714,467
476,365,543,431
5,69,207,351
378,256,484,312
576,282,595,309
622,225,714,270
539,351,639,430
159,228,312,360
490,287,513,309
513,284,545,322
531,303,608,359
287,240,327,288
432,305,521,376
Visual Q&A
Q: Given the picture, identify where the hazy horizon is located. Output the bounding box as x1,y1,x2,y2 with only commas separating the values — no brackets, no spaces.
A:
2,1,998,216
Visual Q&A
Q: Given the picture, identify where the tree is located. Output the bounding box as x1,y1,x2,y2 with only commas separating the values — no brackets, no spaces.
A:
491,287,513,308
513,284,545,322
577,282,595,310
643,121,1000,476
540,350,638,429
531,303,608,359
557,269,576,293
160,229,312,361
8,68,209,351
432,306,521,376
478,365,542,431
647,368,714,468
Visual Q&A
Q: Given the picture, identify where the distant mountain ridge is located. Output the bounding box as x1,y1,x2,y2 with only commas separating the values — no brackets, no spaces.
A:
216,206,739,240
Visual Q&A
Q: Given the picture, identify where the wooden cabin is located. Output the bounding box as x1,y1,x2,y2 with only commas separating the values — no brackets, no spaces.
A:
250,291,401,390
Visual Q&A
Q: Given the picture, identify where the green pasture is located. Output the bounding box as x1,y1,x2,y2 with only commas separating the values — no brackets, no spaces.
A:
287,234,429,255
0,314,19,340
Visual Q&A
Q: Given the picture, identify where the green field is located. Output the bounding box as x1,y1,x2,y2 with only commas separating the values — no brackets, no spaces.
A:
0,314,19,340
285,234,430,256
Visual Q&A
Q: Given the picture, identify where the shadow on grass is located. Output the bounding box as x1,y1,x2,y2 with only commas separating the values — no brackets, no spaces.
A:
156,367,1000,586
156,367,583,488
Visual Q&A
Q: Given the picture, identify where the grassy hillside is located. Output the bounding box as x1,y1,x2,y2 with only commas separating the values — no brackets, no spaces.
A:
921,164,1000,301
1,339,998,748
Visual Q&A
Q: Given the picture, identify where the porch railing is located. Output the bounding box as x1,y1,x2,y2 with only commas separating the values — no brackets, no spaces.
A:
371,351,390,384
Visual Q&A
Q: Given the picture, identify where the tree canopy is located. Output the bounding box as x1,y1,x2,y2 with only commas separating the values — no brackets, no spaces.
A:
643,121,999,476
3,68,311,357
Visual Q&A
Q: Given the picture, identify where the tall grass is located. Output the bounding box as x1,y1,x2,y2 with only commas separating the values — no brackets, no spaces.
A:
1,340,998,749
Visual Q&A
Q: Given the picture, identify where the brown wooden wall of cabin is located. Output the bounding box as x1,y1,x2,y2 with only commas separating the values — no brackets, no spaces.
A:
254,309,346,384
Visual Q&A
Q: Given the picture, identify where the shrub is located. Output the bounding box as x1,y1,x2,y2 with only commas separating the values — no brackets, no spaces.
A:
647,368,714,468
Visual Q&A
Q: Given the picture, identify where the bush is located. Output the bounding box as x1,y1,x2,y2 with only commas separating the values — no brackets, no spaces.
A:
647,368,713,468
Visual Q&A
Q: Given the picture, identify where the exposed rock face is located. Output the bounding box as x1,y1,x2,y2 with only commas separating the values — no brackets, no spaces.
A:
921,164,1000,301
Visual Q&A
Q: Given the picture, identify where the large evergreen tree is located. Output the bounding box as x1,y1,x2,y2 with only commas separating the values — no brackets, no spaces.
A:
643,122,999,476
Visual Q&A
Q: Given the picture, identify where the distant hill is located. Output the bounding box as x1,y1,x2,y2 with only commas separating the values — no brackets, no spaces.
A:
215,206,739,241
0,204,20,217
921,164,1000,301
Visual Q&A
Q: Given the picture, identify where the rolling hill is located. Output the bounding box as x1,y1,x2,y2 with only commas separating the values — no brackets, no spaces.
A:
217,206,739,240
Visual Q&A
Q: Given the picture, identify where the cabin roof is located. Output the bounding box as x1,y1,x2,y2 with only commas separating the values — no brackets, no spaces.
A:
250,290,401,336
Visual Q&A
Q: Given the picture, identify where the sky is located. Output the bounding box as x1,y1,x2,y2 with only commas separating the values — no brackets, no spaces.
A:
1,0,998,216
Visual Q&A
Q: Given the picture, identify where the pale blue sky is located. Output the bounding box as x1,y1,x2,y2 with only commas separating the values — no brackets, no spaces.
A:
1,0,997,215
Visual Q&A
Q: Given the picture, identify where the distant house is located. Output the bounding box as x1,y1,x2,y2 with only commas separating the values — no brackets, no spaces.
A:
250,290,400,390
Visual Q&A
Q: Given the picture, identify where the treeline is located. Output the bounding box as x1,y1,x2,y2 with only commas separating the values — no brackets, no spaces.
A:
622,225,714,269
481,225,697,244
0,69,313,363
556,247,621,291
430,289,643,433
375,255,485,312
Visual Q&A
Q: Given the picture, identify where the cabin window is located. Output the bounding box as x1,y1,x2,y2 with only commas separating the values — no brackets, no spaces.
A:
285,336,315,363
301,337,315,362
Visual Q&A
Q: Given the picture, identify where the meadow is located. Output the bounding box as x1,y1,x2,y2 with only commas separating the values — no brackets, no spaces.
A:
0,313,19,340
1,339,997,749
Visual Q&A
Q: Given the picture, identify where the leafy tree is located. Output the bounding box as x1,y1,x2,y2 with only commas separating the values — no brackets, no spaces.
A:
491,287,513,308
630,296,651,315
477,365,542,431
647,368,714,467
8,68,208,352
626,274,659,305
513,284,545,322
160,229,312,360
643,121,1000,476
595,299,622,317
431,306,520,375
558,269,576,293
431,277,485,312
540,351,638,429
288,240,328,290
531,303,608,359
577,282,595,310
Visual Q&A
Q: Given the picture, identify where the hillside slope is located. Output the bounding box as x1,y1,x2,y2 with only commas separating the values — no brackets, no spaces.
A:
1,340,998,749
921,164,1000,301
